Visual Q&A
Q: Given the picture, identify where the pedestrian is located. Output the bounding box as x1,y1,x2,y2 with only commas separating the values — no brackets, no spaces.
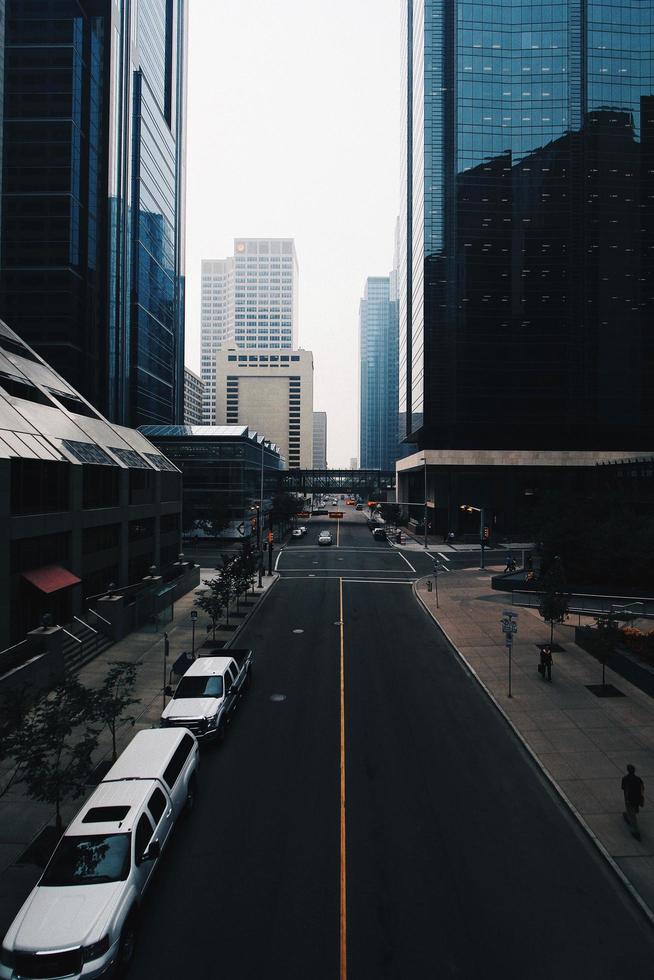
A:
447,531,455,545
539,645,553,682
504,553,516,573
622,764,645,841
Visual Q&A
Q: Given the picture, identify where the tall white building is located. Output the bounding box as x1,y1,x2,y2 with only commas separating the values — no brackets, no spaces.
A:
214,349,313,469
201,239,299,423
313,412,327,468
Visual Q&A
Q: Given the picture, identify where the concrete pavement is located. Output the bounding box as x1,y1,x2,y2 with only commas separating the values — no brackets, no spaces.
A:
415,563,654,920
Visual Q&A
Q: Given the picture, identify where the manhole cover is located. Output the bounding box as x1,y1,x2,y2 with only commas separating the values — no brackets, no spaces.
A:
270,693,286,702
292,629,304,634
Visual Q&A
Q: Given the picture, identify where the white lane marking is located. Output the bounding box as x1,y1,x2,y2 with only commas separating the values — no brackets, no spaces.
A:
396,550,416,573
279,568,415,573
274,548,284,571
437,552,450,562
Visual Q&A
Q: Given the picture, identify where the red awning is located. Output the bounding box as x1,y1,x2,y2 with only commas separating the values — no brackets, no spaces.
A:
22,565,81,595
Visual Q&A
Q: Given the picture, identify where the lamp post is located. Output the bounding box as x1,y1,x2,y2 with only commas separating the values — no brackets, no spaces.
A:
190,610,197,655
423,457,428,550
258,439,265,549
162,631,170,710
500,611,518,698
459,503,487,568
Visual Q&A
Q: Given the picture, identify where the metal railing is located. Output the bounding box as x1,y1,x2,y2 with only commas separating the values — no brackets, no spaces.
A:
512,590,654,621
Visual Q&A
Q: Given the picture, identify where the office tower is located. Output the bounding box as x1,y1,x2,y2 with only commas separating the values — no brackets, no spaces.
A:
359,277,399,470
313,412,327,468
349,458,358,470
214,349,313,469
0,319,181,647
183,367,204,425
201,239,299,422
1,0,187,427
400,0,654,453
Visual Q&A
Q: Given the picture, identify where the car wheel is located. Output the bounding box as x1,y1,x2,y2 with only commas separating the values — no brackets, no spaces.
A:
185,774,198,813
118,912,138,975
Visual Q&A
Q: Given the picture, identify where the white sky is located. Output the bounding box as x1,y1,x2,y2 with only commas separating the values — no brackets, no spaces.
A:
184,0,400,468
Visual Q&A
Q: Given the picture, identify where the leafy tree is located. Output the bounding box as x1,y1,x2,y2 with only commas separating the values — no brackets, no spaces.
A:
93,661,141,762
379,503,402,526
538,556,570,647
270,493,303,531
183,497,231,538
195,576,225,640
218,555,239,627
12,678,98,834
0,690,31,799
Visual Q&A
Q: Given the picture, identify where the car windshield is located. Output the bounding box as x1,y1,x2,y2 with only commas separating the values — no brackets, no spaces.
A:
174,675,223,699
41,834,131,887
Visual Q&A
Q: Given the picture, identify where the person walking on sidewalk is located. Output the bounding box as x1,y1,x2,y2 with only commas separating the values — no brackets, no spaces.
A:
539,645,553,682
622,764,645,841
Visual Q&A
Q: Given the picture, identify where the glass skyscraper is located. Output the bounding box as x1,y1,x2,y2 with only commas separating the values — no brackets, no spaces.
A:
401,0,654,452
359,276,400,470
1,0,186,427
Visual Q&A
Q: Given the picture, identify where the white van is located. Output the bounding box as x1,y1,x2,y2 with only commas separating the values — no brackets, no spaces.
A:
0,729,199,980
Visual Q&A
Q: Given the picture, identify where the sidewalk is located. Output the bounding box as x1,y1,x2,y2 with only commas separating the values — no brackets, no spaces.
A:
390,529,533,555
0,568,279,938
415,565,654,920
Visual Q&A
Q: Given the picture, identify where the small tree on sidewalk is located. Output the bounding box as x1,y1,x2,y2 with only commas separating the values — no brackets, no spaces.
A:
12,678,98,835
538,556,570,647
218,555,238,626
93,661,141,762
195,576,225,640
0,691,30,798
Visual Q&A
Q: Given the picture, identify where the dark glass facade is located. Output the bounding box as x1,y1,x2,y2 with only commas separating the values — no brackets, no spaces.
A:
401,0,654,451
359,276,400,470
1,0,186,427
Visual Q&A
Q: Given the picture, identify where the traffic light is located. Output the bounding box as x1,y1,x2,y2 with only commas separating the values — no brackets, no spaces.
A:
483,526,490,541
250,516,257,530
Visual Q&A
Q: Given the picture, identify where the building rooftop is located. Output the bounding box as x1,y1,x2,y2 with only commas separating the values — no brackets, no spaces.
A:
139,424,283,458
0,319,178,471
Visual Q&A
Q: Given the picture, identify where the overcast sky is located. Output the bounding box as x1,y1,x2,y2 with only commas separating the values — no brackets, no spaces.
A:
184,0,400,467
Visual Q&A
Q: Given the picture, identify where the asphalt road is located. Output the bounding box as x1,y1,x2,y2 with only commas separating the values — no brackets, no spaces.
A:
131,509,654,979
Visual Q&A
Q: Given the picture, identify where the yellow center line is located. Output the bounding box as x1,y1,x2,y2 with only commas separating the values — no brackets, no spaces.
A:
339,576,347,980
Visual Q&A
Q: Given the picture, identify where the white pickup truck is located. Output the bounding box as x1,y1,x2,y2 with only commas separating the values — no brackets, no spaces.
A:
160,649,253,742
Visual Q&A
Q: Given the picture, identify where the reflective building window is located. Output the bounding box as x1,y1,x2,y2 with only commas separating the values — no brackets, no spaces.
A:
401,0,654,451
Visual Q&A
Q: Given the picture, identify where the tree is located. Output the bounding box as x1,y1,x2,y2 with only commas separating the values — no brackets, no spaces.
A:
183,497,231,538
538,556,570,647
12,678,98,834
195,576,225,640
0,690,31,799
270,492,303,531
93,661,141,762
379,503,402,526
218,555,239,627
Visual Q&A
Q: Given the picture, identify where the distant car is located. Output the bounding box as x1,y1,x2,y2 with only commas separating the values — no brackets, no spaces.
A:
355,503,363,511
372,527,387,541
318,531,332,546
292,528,303,538
298,526,307,535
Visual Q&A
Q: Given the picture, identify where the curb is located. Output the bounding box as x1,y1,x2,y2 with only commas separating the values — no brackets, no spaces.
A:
226,573,280,648
412,574,654,930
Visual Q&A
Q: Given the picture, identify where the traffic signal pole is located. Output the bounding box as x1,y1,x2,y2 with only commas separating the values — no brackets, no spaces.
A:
480,507,486,570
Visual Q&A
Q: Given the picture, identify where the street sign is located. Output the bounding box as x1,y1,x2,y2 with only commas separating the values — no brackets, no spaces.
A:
190,611,197,621
501,621,518,634
329,511,344,519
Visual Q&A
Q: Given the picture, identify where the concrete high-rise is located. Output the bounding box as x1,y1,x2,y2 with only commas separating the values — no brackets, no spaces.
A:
214,349,313,469
184,368,204,426
201,239,299,422
313,412,327,468
0,0,187,428
400,0,654,454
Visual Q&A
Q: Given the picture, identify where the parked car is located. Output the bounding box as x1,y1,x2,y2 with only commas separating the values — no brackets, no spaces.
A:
0,729,198,980
298,525,307,535
372,527,387,541
161,651,253,742
318,531,332,546
292,528,303,538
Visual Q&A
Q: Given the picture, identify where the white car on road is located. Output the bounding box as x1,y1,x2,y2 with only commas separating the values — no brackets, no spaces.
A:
318,531,332,546
0,729,198,980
